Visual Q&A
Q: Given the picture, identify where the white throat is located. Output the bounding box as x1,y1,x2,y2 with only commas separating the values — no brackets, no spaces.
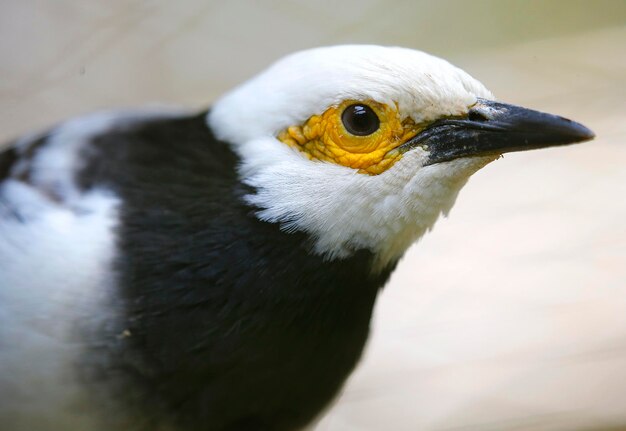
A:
227,134,493,269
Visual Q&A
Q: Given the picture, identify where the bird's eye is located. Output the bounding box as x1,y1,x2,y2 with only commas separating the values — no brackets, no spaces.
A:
341,104,380,136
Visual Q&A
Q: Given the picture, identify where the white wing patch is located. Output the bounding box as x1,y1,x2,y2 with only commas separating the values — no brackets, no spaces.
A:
0,109,187,429
0,182,119,430
0,111,153,430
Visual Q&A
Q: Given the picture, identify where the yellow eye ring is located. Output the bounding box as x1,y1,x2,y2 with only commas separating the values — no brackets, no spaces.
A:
278,99,417,175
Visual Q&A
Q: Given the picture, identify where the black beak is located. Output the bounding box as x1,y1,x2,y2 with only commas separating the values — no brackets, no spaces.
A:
400,98,595,166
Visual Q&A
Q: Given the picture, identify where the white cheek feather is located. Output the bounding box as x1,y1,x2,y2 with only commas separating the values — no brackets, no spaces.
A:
209,45,496,269
237,137,492,269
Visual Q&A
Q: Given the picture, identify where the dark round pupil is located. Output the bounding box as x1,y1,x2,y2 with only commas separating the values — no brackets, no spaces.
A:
341,104,380,136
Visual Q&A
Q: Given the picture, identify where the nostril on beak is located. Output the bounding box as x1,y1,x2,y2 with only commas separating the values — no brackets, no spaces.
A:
468,109,489,122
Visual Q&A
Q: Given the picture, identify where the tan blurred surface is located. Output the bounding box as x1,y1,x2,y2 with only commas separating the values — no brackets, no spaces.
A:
1,1,625,430
318,26,626,431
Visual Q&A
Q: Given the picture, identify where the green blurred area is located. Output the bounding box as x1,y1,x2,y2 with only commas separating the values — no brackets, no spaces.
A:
350,0,626,55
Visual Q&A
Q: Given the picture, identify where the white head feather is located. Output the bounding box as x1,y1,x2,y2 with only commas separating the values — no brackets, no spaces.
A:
209,45,496,269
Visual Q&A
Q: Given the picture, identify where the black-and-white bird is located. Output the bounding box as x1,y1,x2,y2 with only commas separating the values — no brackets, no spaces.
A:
0,45,594,431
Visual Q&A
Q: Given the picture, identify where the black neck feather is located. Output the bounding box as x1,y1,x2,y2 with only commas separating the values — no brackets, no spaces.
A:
78,111,396,431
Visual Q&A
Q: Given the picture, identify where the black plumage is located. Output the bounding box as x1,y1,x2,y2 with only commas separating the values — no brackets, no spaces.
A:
56,112,396,431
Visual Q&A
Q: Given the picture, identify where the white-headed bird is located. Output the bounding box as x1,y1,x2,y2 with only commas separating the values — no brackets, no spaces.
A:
0,46,594,431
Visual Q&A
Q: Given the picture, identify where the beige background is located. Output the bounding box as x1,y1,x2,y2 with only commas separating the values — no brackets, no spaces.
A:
1,1,625,430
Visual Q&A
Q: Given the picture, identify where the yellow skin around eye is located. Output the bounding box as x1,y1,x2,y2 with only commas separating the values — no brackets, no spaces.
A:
277,100,420,175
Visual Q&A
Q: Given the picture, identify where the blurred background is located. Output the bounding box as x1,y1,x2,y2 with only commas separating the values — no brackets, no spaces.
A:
1,1,625,430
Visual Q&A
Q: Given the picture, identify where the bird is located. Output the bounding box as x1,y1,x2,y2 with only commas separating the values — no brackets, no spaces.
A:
0,45,594,431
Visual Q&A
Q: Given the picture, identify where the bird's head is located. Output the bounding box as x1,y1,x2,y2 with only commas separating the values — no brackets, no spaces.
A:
209,45,593,270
